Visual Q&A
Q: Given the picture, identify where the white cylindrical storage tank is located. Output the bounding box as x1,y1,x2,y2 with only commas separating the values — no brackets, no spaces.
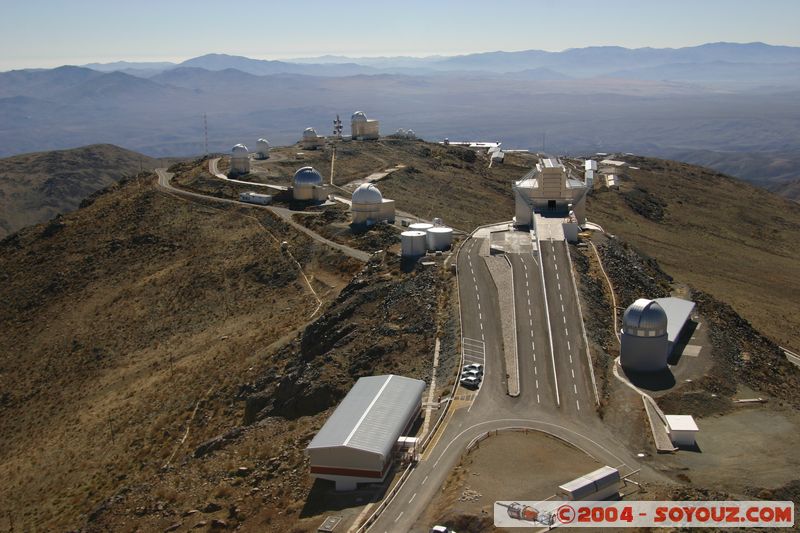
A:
409,222,433,232
230,144,250,175
256,138,270,159
401,231,427,257
426,226,453,251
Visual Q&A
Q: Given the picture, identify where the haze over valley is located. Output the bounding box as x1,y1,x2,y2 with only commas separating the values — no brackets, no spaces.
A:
2,42,800,199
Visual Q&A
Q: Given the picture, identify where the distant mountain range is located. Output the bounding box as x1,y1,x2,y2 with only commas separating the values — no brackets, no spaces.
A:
0,42,798,200
64,42,800,83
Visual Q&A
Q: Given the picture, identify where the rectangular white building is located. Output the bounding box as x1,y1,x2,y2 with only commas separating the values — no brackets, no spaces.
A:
306,375,425,491
239,191,271,205
665,415,699,447
558,466,621,501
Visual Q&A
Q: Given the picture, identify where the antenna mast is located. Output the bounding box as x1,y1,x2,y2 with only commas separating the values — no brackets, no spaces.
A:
203,113,208,156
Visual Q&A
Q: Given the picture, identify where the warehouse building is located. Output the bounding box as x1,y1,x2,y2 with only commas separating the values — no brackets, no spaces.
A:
350,183,395,225
306,375,425,491
351,111,380,140
513,157,587,226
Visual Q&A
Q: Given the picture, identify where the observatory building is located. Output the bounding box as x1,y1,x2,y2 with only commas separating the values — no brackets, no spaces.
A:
513,157,587,226
255,138,270,159
292,166,328,202
306,375,425,491
301,127,324,150
229,144,250,175
620,299,669,372
350,183,395,225
351,111,380,141
620,297,697,373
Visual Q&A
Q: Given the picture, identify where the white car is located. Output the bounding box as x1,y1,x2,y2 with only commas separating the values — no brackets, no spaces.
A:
462,363,484,375
461,369,482,380
460,375,481,389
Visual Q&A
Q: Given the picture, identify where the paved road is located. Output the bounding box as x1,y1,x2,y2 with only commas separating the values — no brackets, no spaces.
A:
368,234,648,533
508,253,559,410
209,157,288,191
539,238,596,415
155,168,370,262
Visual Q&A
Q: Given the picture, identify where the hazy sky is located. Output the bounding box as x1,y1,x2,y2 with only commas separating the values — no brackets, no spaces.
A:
2,0,800,70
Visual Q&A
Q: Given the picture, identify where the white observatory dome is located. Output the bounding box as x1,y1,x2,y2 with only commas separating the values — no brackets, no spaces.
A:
352,183,383,204
303,127,318,139
232,144,249,157
622,299,668,337
352,111,368,122
257,138,270,149
293,166,323,186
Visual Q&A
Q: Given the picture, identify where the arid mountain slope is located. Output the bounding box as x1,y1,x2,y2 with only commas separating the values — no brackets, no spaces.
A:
0,168,359,530
585,156,800,349
0,143,158,237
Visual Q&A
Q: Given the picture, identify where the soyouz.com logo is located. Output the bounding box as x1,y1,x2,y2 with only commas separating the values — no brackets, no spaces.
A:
494,500,795,528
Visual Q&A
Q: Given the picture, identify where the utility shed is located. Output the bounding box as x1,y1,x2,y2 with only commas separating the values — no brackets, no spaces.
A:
306,375,425,491
665,415,699,447
558,466,621,501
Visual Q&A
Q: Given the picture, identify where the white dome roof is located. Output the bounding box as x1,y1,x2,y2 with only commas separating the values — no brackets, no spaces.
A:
231,144,249,157
623,298,668,337
352,111,368,122
352,183,383,204
302,127,318,139
293,166,323,186
257,138,270,148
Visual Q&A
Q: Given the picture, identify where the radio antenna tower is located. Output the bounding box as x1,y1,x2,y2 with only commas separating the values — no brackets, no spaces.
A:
203,113,209,156
333,114,343,138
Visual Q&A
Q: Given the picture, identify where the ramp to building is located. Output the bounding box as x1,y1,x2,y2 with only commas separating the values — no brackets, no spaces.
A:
642,396,677,453
533,213,567,241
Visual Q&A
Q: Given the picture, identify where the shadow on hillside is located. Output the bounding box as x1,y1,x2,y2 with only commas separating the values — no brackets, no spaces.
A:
624,367,676,391
668,320,699,366
299,469,393,519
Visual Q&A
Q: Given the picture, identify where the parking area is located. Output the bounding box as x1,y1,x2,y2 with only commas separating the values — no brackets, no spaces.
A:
460,337,486,391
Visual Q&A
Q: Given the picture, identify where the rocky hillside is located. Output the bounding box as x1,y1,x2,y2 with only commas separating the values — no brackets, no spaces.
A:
585,155,800,350
83,252,454,533
0,143,158,237
0,170,360,531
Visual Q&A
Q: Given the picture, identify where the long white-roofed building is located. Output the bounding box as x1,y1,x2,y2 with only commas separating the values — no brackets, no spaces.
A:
306,375,425,491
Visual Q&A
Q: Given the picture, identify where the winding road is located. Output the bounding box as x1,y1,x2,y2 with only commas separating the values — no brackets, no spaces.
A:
367,228,651,532
155,167,370,262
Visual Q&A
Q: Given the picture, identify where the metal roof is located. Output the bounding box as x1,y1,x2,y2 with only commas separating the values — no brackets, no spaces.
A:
666,414,699,432
559,466,620,498
306,375,425,459
655,297,696,344
623,298,668,336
